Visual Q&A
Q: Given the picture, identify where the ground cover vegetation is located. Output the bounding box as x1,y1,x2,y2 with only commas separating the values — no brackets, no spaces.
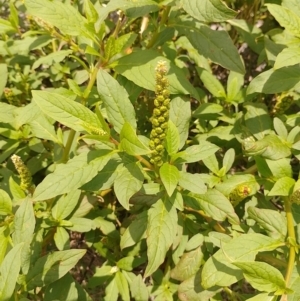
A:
1,0,300,300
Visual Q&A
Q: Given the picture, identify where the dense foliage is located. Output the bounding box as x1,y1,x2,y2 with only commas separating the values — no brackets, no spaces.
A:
1,0,300,300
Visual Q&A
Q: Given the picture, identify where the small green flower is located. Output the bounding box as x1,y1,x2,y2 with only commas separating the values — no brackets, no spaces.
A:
11,154,32,191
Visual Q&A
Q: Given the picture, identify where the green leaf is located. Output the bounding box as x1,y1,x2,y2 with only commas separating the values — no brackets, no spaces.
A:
178,270,221,301
201,234,282,289
130,274,150,301
222,148,235,174
66,217,93,232
268,177,295,196
171,247,203,281
12,198,35,245
120,211,148,250
0,189,12,215
32,90,102,133
233,261,286,293
244,103,272,140
247,66,300,95
120,122,151,155
114,162,144,210
52,190,81,221
243,134,291,160
170,97,191,150
145,198,177,277
44,273,78,301
274,117,288,139
33,150,113,201
0,64,7,97
266,4,300,37
159,163,180,197
104,277,119,301
0,227,10,264
274,47,300,70
165,120,180,155
0,103,15,124
247,207,287,240
97,69,136,133
182,0,236,22
179,22,245,73
196,67,226,98
115,271,130,301
202,154,220,175
179,171,207,194
0,243,23,301
25,0,88,36
25,249,86,290
171,142,219,164
186,189,239,224
114,49,198,96
98,0,159,24
54,227,70,251
32,50,72,69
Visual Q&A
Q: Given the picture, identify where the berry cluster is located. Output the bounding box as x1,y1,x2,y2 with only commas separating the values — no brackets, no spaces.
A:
149,61,170,167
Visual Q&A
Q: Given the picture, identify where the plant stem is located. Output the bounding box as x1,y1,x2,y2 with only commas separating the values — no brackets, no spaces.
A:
284,197,296,286
61,129,76,163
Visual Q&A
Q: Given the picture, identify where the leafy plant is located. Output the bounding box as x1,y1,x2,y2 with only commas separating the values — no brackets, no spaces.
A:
1,0,300,300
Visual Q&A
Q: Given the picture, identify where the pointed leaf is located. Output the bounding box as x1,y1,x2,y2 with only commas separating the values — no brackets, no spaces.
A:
145,198,177,277
0,243,23,301
32,50,72,69
268,177,295,196
97,69,136,133
33,150,113,201
165,120,180,155
32,90,102,133
120,122,151,155
179,171,207,195
130,274,150,301
274,47,300,70
233,261,286,293
115,271,130,301
0,189,12,215
159,163,180,196
114,162,144,209
201,234,282,289
25,249,86,290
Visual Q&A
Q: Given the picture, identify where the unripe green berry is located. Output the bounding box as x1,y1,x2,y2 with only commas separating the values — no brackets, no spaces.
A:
160,106,168,112
154,138,161,145
156,145,164,152
162,111,169,119
160,78,168,85
156,85,163,92
153,156,162,162
150,159,155,164
156,73,163,80
152,118,160,127
162,89,170,97
152,150,159,156
150,130,158,137
159,133,166,139
161,122,168,129
156,95,164,103
158,116,165,123
149,141,155,149
153,108,161,116
163,98,170,106
157,160,163,166
155,127,163,134
154,99,160,106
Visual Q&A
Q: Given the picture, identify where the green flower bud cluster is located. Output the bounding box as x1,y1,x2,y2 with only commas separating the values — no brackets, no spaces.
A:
229,184,251,206
149,61,170,167
11,154,32,191
82,122,107,136
290,189,300,204
272,92,294,115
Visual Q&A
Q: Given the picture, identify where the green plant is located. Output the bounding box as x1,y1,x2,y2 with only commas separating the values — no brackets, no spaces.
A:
1,0,300,300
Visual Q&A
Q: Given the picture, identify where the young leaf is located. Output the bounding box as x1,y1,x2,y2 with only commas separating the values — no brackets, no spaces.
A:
201,234,282,289
25,249,86,290
268,177,295,196
114,162,144,210
179,171,207,195
52,190,81,221
97,69,136,133
115,271,130,301
120,122,151,155
274,48,300,70
182,0,236,22
54,227,70,251
233,261,286,293
145,198,177,277
274,117,288,140
32,90,102,133
171,142,219,164
130,274,150,301
165,120,180,155
12,198,35,245
159,163,180,196
0,64,7,97
33,150,113,201
170,96,191,150
0,189,12,215
32,50,72,70
222,148,235,173
0,243,23,301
